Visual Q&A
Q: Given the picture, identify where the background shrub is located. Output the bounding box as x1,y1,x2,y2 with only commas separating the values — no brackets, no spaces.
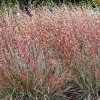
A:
0,0,100,9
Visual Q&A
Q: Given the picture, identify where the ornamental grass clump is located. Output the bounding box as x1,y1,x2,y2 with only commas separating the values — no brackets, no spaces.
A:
0,5,100,100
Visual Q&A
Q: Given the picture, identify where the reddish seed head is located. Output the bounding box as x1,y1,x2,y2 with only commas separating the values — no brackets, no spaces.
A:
29,81,33,89
49,75,56,85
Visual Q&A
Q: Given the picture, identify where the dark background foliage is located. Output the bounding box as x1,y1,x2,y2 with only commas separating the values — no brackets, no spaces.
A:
0,0,99,8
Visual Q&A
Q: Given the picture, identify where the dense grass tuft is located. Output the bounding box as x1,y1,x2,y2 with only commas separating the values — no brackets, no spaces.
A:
0,5,100,100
